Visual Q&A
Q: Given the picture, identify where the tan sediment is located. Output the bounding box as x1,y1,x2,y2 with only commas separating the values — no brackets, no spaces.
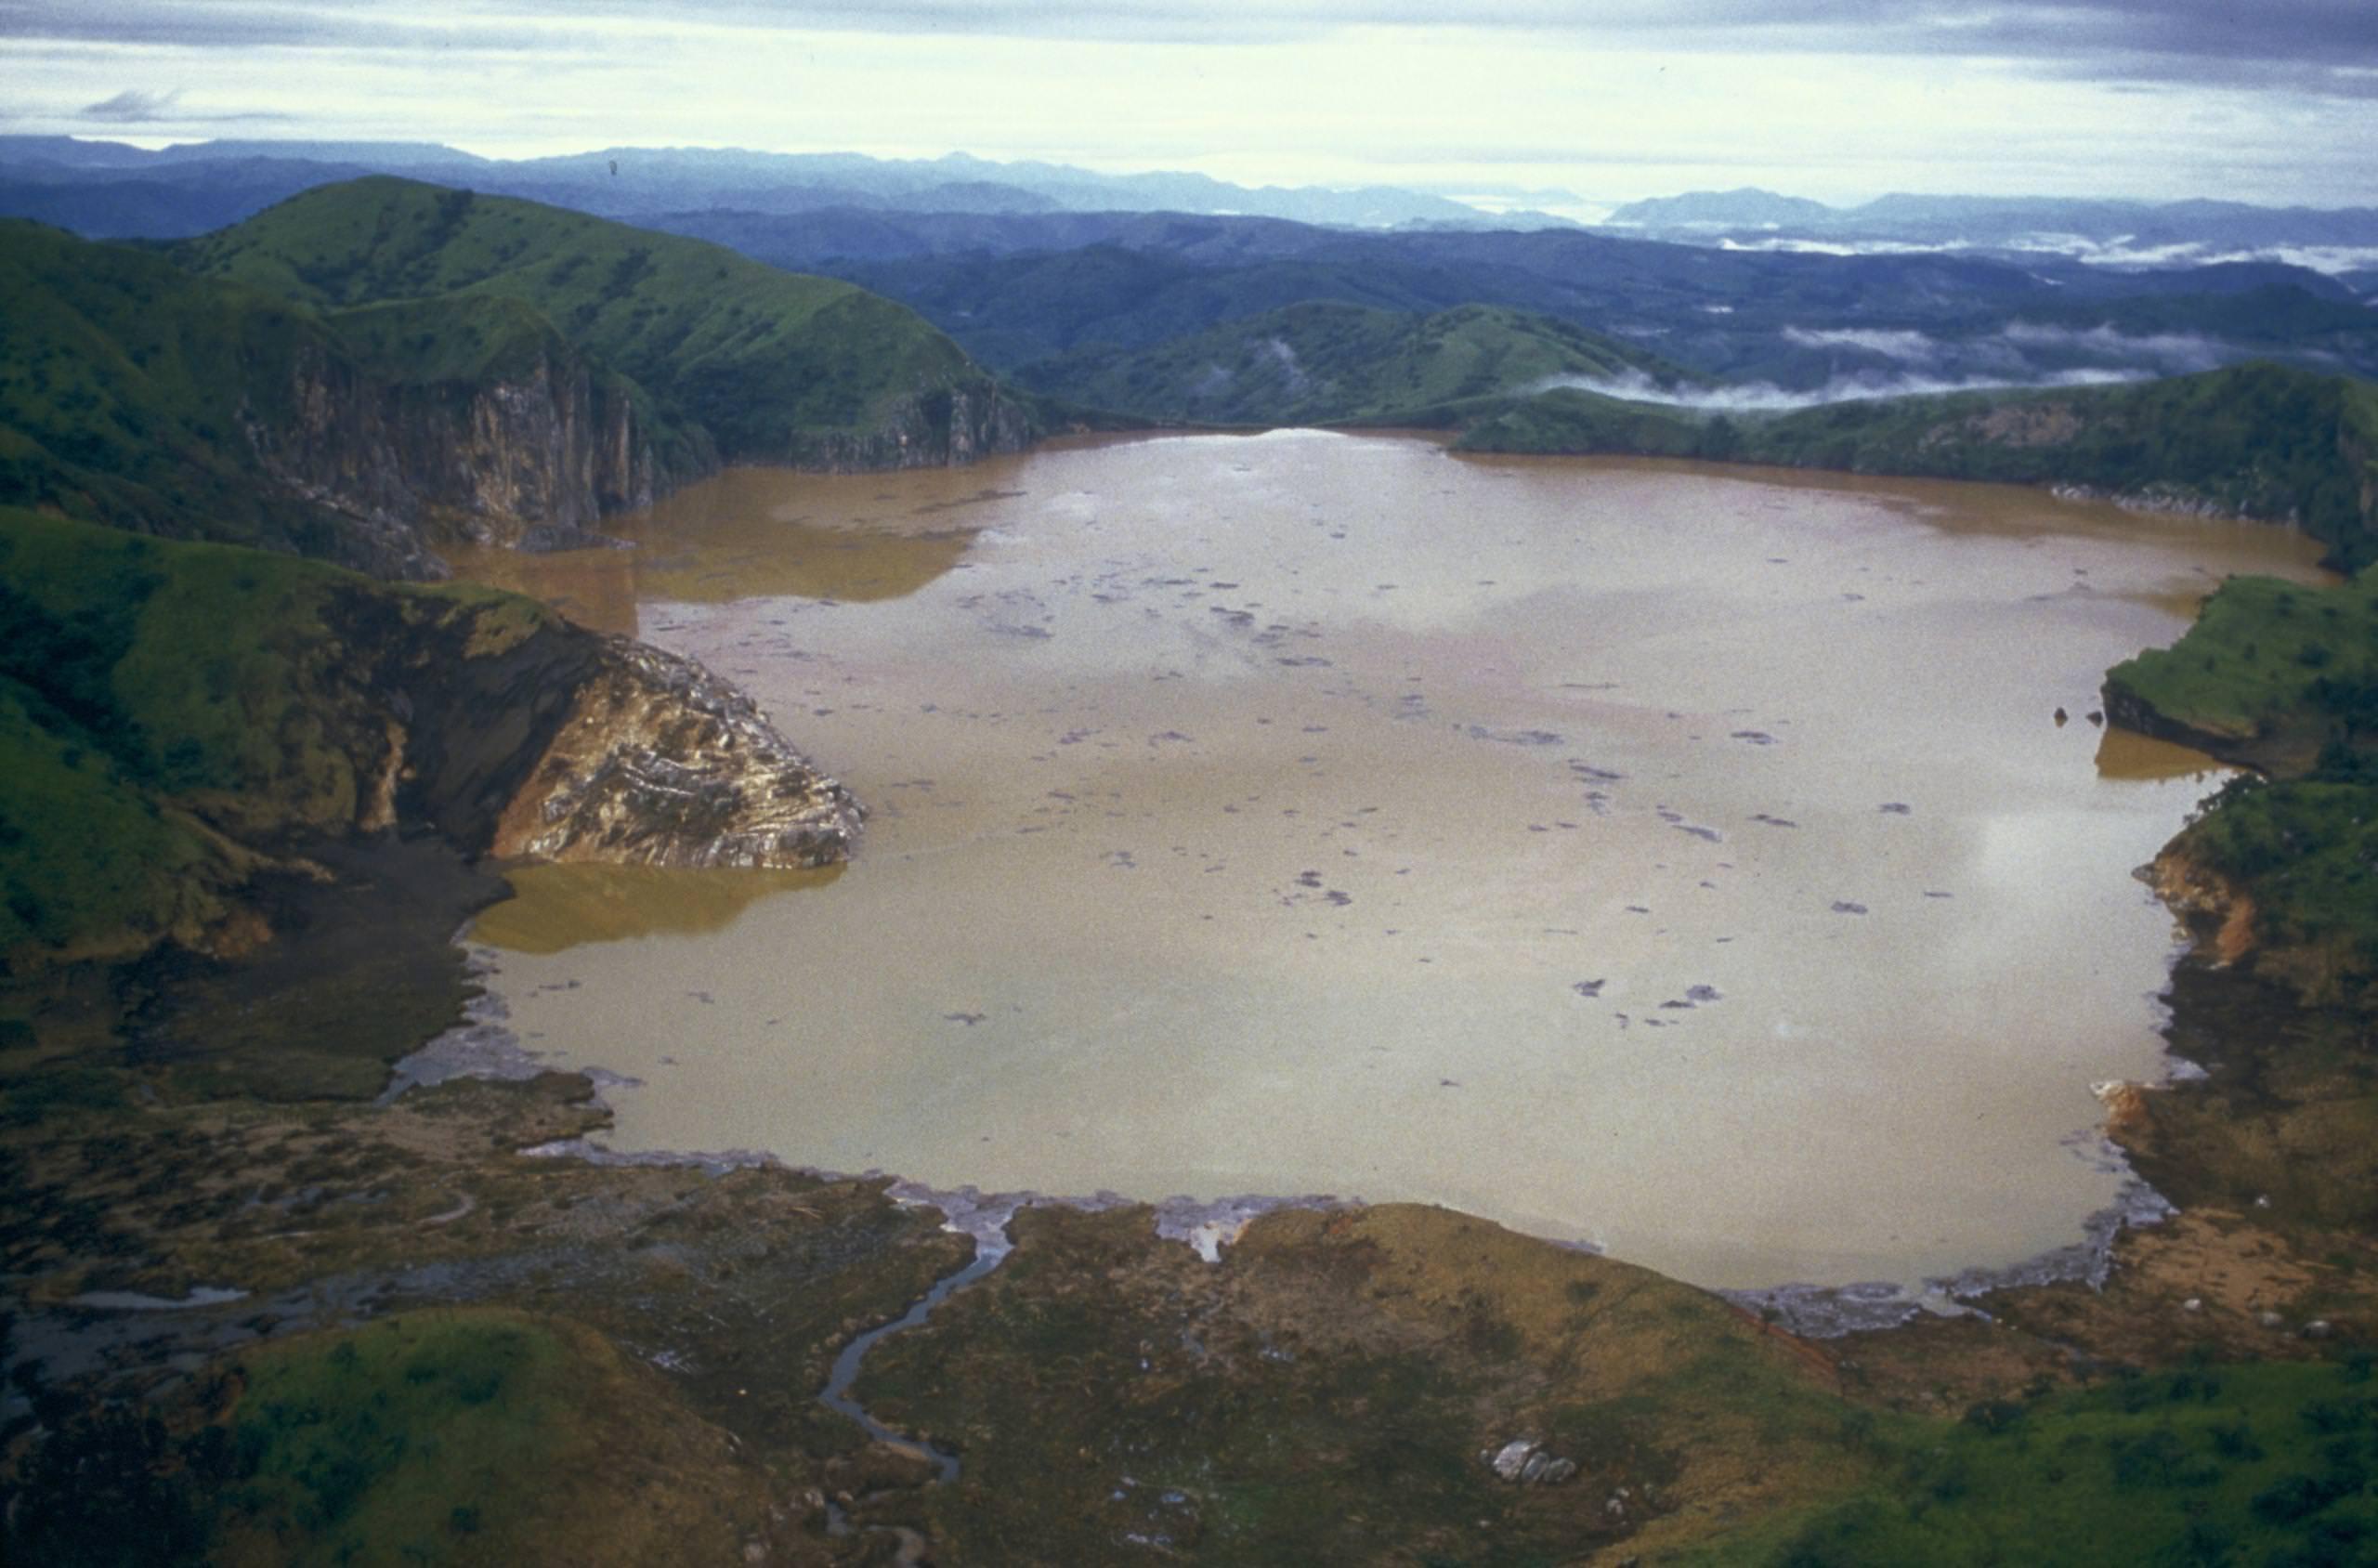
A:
2150,843,2258,966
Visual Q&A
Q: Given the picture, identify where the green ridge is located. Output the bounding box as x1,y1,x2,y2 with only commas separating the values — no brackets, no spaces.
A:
176,176,1018,462
1019,299,1687,426
1457,363,2378,572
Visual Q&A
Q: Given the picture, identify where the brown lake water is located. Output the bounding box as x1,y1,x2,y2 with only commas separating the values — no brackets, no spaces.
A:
449,432,2331,1292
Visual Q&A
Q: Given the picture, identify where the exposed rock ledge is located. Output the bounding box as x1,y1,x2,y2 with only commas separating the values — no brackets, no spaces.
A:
2147,843,2258,968
490,637,861,869
313,585,861,878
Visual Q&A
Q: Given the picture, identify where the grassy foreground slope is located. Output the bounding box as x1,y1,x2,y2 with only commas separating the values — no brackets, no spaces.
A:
177,177,1036,464
11,1309,766,1568
1015,300,1686,426
1457,363,2378,572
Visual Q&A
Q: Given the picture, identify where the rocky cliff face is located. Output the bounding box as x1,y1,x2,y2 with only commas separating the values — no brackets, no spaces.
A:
488,638,862,869
246,341,684,567
321,594,860,873
788,379,1039,472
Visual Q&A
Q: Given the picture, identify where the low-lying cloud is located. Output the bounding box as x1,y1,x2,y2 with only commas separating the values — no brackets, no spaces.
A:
1533,366,2143,413
1714,231,2378,279
1999,321,2236,372
1779,326,1940,360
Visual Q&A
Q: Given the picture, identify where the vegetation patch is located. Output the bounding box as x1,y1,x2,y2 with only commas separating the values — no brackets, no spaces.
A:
1457,363,2378,572
1017,300,1688,427
1696,1359,2378,1567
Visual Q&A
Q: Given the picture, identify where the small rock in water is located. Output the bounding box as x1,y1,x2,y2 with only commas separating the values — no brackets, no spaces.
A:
2054,707,2070,725
2086,710,2105,726
1684,985,1723,1003
1572,979,1606,999
1877,803,1912,816
1831,901,1869,915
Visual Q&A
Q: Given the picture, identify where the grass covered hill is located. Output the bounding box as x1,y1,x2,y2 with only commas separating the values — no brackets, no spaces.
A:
176,176,1038,467
1013,301,1689,427
1457,363,2378,573
1,216,693,574
0,504,560,967
0,218,431,573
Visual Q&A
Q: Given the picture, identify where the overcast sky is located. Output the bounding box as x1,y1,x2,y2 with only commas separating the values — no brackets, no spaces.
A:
3,2,2373,206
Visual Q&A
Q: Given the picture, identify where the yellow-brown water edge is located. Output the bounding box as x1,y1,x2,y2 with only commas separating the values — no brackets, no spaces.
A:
451,432,2331,1293
474,864,844,955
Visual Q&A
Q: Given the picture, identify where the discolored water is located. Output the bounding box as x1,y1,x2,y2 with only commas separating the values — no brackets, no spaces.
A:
451,432,2331,1291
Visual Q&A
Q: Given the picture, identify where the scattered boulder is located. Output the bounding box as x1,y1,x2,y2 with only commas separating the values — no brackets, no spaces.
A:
1481,1437,1577,1486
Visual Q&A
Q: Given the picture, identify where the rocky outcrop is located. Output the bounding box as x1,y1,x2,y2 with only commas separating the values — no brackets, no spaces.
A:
245,337,692,565
325,587,860,872
789,379,1039,473
2148,845,2258,968
2099,680,2261,764
490,638,861,869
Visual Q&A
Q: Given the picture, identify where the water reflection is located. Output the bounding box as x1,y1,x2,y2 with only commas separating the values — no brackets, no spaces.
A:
477,862,843,954
445,464,1011,634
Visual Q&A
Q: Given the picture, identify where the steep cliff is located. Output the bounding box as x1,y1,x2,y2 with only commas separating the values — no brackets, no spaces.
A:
178,179,1043,475
254,298,685,554
787,378,1040,471
489,638,859,869
5,194,1045,582
0,221,697,577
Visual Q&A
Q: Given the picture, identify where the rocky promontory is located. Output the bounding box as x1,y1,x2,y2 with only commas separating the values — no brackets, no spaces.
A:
490,636,860,869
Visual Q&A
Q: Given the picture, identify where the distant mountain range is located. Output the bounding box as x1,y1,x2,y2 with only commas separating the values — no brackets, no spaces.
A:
4,143,2374,498
10,137,2377,286
0,137,1545,238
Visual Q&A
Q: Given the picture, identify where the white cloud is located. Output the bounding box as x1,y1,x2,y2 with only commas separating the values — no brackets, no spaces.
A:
1537,366,2145,412
1999,322,2235,371
0,13,2373,204
1781,326,1940,360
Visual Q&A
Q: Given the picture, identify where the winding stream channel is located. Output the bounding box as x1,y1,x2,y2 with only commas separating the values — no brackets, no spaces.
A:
451,432,2331,1297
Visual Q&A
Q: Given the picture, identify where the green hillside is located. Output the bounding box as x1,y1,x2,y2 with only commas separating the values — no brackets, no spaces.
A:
0,506,548,965
2105,567,2378,1003
0,219,405,568
1457,363,2378,572
1018,300,1686,426
177,177,1031,464
0,218,700,573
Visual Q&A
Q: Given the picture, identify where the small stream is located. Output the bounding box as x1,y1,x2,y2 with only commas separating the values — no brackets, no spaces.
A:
817,1188,1024,1484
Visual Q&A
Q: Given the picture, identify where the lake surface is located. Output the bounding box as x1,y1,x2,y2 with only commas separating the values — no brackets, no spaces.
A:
450,432,2331,1291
